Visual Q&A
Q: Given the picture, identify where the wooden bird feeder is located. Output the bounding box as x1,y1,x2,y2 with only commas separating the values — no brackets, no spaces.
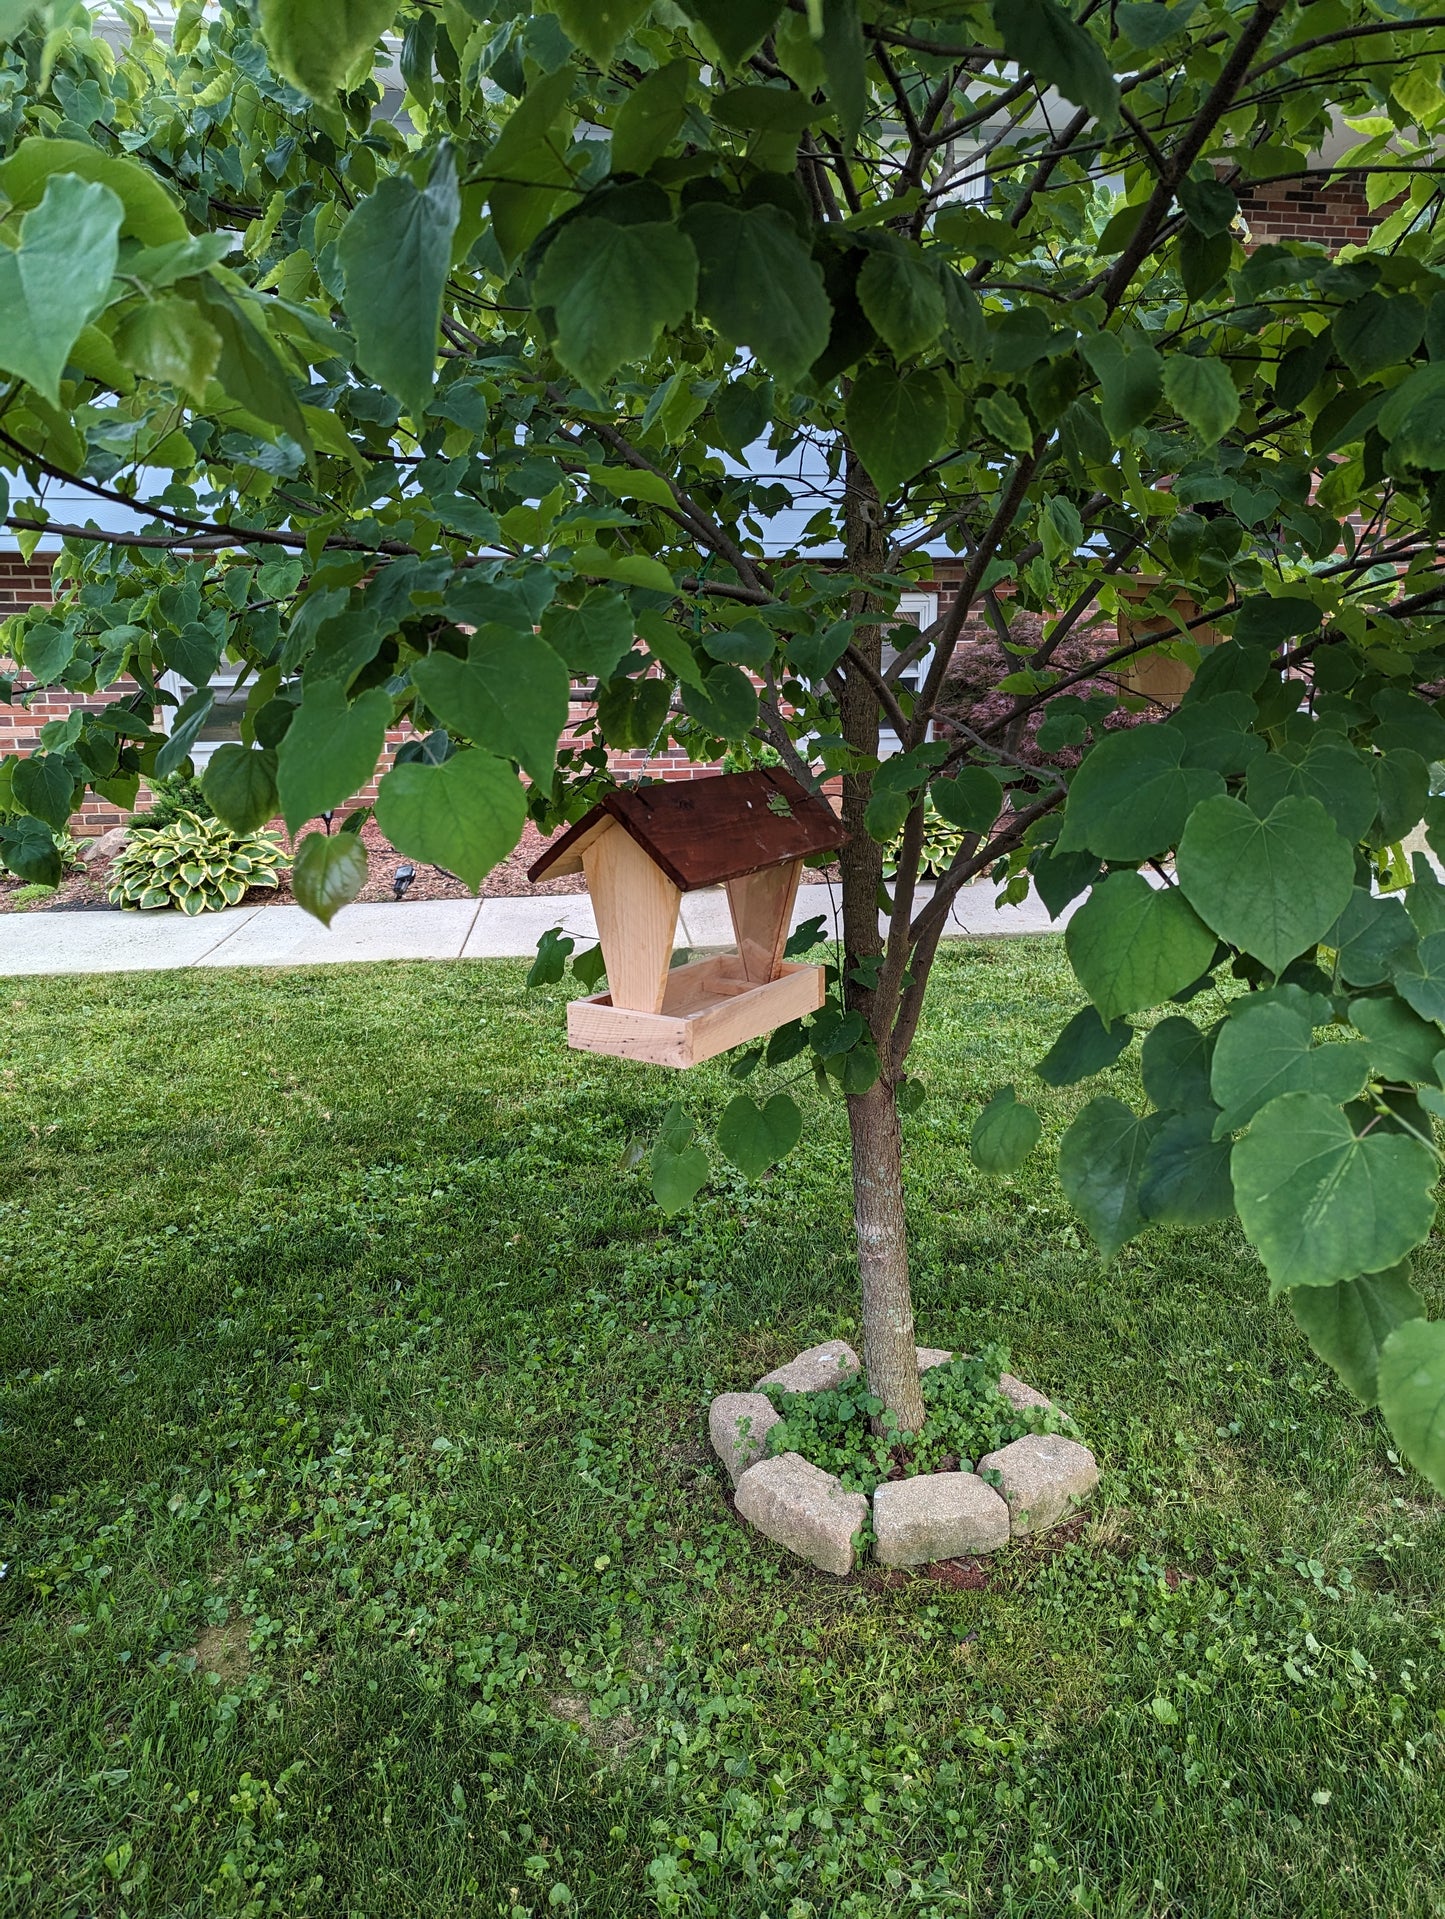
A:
528,770,846,1069
1116,580,1224,706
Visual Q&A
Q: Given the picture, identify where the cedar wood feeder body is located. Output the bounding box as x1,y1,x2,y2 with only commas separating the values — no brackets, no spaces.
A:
528,770,847,1068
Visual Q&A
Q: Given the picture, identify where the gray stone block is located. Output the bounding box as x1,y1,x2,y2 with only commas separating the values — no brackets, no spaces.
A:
709,1392,780,1487
872,1471,1010,1567
734,1452,868,1576
976,1433,1099,1535
998,1372,1052,1412
754,1339,860,1396
916,1346,953,1371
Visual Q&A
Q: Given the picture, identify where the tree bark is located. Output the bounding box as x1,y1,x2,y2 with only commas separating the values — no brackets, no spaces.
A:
847,1073,925,1432
838,445,926,1434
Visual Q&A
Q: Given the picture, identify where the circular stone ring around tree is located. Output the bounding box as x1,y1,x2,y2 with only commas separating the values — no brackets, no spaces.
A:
710,1342,1100,1577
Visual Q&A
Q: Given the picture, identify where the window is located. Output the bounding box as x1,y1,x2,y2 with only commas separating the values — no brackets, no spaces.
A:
158,662,249,767
879,591,938,755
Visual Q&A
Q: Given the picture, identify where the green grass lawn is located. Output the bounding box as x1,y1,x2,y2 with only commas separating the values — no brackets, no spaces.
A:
1,941,1442,1919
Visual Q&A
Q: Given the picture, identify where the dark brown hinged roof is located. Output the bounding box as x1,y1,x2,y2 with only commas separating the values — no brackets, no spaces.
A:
528,770,846,892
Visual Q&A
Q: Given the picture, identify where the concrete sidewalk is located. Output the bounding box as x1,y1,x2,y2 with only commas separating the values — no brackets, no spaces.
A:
0,879,1074,978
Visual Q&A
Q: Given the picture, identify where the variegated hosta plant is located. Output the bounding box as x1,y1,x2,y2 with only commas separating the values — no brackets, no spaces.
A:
106,811,286,916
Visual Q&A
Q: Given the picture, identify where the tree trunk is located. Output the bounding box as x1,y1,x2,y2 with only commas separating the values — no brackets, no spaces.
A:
847,1074,925,1432
838,444,926,1434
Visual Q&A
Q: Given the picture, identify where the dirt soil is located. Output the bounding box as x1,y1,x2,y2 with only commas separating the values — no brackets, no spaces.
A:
0,817,588,916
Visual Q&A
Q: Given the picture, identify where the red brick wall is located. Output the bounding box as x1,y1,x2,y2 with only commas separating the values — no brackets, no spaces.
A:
1236,173,1385,248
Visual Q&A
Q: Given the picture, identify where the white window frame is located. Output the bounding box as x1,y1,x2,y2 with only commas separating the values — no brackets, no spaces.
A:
879,591,938,756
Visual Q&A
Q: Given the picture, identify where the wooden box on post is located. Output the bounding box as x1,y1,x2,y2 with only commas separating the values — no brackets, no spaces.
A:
528,771,847,1068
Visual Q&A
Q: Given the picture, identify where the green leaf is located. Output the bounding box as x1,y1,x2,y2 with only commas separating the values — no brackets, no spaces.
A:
1138,1109,1235,1226
931,767,1002,836
571,942,606,990
477,67,576,266
160,623,223,688
19,623,76,685
970,1086,1042,1175
1176,794,1355,977
1058,724,1223,861
276,683,392,833
535,217,697,391
844,363,950,498
155,688,214,779
1140,1015,1214,1113
1377,1318,1445,1494
681,0,781,66
550,0,648,64
1232,1091,1438,1292
1058,1096,1163,1260
1372,748,1429,846
1244,742,1377,845
1348,993,1442,1083
113,294,221,401
993,0,1118,124
1326,889,1417,989
857,246,946,358
1391,930,1445,1025
292,829,368,927
339,145,459,419
682,201,832,386
374,749,526,893
1331,292,1425,381
975,389,1033,453
1065,873,1217,1024
192,280,309,450
808,0,860,143
1178,226,1231,301
1177,174,1237,236
1210,998,1371,1136
1377,363,1445,469
527,925,576,988
411,627,569,787
202,744,280,837
0,137,185,246
569,546,676,596
11,754,75,831
611,59,691,174
0,815,61,887
1034,1004,1131,1087
1290,1263,1424,1406
717,1092,803,1180
652,1099,709,1214
682,665,756,738
541,590,635,680
257,0,397,98
0,173,122,405
1163,354,1239,446
1079,332,1160,436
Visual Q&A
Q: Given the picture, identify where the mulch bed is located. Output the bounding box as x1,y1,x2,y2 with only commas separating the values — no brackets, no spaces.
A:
0,817,588,915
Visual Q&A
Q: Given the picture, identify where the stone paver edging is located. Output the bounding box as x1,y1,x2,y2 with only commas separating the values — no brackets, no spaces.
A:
712,1341,1100,1575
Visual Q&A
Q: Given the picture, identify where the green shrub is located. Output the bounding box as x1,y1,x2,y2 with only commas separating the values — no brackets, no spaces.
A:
763,1343,1073,1496
106,809,286,915
130,771,213,832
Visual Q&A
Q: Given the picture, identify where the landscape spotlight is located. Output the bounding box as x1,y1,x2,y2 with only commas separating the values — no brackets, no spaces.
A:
392,863,416,901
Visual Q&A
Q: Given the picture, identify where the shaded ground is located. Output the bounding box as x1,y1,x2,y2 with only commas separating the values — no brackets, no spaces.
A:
2,942,1441,1916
